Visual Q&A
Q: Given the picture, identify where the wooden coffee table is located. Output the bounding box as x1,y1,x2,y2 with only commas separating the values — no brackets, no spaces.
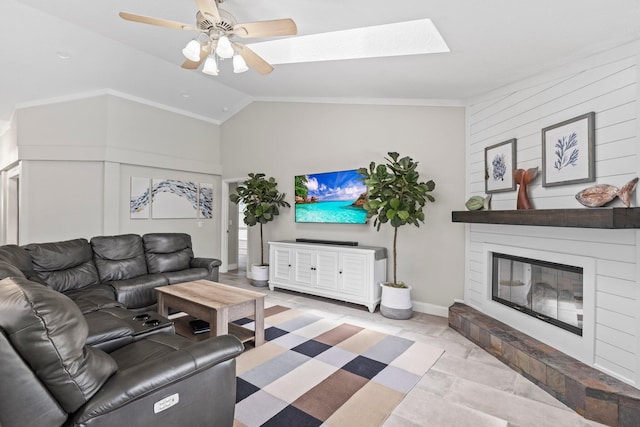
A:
156,279,266,346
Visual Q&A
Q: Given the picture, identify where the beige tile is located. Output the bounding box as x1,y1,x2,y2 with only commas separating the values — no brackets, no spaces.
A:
414,369,456,397
467,347,514,371
446,378,605,427
432,353,518,391
512,374,569,410
392,387,509,427
382,414,424,427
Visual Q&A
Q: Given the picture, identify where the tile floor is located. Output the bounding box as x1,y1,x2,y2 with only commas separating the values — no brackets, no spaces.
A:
220,271,605,427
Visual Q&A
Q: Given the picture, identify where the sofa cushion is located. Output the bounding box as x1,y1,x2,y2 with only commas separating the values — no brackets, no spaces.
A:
0,277,117,413
63,285,122,314
24,238,100,292
0,244,44,283
143,233,194,274
0,260,26,280
84,310,135,351
91,234,148,281
0,244,32,271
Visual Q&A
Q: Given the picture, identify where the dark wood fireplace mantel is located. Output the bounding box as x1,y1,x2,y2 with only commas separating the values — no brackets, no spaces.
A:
451,207,640,229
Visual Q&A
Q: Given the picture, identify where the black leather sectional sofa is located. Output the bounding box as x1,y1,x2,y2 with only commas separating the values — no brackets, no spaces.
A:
0,233,243,427
0,232,221,350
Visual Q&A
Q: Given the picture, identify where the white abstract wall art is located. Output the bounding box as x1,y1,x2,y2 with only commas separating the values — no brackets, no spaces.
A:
199,183,213,218
130,177,150,219
151,179,198,219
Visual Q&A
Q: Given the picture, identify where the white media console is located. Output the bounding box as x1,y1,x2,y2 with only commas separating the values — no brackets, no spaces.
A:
268,240,387,312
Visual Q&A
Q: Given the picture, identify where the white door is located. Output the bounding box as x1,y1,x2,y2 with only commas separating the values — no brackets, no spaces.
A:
294,249,315,286
315,250,339,291
272,246,292,283
340,252,368,297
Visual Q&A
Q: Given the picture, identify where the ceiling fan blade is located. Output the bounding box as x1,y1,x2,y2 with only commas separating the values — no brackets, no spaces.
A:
181,42,213,70
119,12,197,31
233,19,297,38
233,42,274,75
195,0,221,23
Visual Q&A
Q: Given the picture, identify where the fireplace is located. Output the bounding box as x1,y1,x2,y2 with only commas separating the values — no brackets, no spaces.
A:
481,244,595,365
492,253,583,336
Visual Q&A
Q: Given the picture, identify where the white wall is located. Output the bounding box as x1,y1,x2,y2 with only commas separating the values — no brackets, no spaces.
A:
221,101,466,314
3,94,222,254
0,113,18,171
465,42,640,385
19,160,104,243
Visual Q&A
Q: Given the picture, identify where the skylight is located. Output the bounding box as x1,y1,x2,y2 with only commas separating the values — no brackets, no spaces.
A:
247,18,449,65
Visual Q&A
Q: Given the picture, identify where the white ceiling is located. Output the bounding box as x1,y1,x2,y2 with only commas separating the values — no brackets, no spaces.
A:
2,0,640,126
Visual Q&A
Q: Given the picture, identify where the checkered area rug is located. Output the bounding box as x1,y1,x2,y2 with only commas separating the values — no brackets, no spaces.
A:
232,305,444,427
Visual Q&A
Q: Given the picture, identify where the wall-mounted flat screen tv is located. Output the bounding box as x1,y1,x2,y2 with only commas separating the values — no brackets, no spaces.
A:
295,169,367,224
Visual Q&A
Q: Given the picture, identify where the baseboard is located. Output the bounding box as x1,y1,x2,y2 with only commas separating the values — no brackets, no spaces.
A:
227,263,238,271
411,300,449,318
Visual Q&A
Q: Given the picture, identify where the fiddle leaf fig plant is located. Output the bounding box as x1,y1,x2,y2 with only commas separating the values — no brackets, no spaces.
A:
358,152,435,287
230,173,290,266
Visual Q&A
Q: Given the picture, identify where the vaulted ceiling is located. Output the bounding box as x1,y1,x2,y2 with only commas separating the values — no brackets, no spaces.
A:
2,0,640,126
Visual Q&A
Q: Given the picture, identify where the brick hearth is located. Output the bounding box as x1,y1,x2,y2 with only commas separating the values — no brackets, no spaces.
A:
449,302,640,427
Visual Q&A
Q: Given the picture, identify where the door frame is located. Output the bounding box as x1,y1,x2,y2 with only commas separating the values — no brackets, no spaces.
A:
220,177,248,275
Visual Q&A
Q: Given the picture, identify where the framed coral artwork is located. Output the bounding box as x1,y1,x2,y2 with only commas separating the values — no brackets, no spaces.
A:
485,138,517,193
542,112,595,187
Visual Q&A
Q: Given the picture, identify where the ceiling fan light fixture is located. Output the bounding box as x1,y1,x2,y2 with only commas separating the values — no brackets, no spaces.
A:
182,39,202,62
202,55,219,76
216,36,234,59
232,54,249,73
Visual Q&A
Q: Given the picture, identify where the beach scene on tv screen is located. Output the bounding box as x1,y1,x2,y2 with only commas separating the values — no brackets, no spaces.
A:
295,169,367,224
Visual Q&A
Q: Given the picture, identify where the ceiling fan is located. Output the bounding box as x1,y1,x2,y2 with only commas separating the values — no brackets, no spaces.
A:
119,0,297,75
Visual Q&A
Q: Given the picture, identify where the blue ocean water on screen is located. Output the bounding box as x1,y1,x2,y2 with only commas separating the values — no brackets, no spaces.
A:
295,201,367,224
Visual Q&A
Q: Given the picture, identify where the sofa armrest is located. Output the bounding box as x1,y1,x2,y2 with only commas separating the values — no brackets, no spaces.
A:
190,257,222,281
71,334,243,426
106,274,169,310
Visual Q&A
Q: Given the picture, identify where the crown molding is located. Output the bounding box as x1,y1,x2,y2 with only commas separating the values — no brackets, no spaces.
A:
14,89,223,126
251,96,465,108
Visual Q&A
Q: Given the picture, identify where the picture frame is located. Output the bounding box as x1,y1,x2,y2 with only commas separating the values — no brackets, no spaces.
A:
485,138,517,193
151,179,198,219
198,183,213,219
130,177,150,219
542,112,595,187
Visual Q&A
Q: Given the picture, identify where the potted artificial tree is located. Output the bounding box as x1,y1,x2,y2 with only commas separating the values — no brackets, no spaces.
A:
358,152,435,319
230,173,290,287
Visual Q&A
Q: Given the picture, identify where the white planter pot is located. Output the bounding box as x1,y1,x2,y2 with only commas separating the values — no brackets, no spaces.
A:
379,283,413,319
251,264,269,287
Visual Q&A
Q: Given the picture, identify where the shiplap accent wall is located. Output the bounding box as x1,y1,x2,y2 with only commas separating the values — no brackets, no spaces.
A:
465,42,640,386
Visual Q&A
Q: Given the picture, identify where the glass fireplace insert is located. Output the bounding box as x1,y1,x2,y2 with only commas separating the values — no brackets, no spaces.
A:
492,252,583,336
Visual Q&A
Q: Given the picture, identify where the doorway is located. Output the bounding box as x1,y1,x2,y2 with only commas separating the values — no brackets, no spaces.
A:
220,177,249,275
237,200,247,273
2,167,20,245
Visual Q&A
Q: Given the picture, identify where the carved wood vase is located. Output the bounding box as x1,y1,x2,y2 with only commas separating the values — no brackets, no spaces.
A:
513,167,538,210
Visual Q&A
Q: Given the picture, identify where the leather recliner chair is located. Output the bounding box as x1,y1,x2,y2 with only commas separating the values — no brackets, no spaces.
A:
0,277,244,427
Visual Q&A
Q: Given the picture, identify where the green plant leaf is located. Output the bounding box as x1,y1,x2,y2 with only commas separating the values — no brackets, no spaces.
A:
358,152,436,287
